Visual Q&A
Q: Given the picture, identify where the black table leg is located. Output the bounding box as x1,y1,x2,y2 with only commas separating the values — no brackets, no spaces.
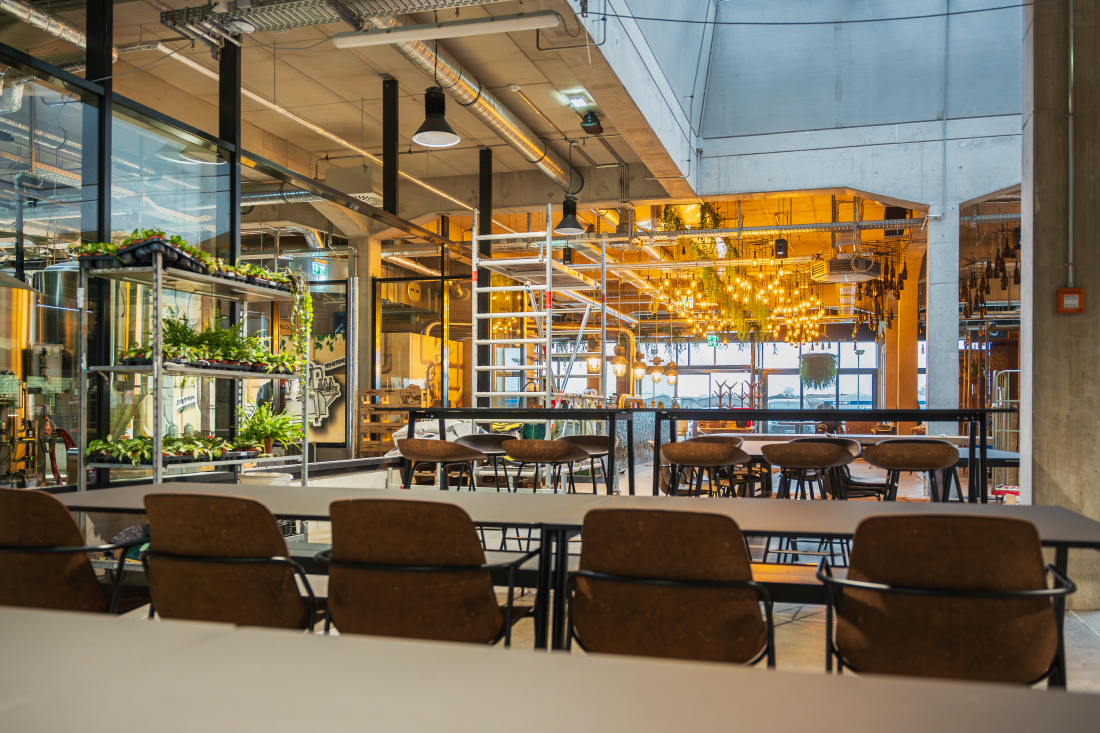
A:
1051,546,1069,688
626,414,635,496
651,413,663,496
533,524,552,650
607,413,617,495
967,423,977,503
550,527,572,650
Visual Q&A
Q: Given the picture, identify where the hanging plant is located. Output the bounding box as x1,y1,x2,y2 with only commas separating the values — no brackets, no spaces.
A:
800,353,838,389
288,269,313,373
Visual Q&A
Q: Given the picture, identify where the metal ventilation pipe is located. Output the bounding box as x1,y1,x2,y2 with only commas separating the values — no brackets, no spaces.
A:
0,0,118,62
240,184,323,206
369,14,583,195
282,225,325,250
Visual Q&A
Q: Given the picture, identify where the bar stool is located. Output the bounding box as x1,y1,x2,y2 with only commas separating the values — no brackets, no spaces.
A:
661,441,753,498
861,439,962,502
397,438,486,491
760,441,854,563
501,439,588,494
556,435,618,494
454,434,511,491
789,437,868,500
686,435,766,496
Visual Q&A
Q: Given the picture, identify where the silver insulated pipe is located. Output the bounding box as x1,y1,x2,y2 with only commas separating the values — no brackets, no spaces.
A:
0,0,118,62
369,14,583,195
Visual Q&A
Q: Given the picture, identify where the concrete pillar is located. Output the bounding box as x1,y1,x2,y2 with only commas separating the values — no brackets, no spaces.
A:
925,205,960,436
1022,0,1100,608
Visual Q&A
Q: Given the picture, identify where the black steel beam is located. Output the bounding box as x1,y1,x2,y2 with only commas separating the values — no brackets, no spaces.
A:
382,77,398,215
220,40,243,440
477,148,492,407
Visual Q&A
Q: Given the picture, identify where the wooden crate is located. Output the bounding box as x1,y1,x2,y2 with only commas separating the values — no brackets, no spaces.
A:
358,386,427,457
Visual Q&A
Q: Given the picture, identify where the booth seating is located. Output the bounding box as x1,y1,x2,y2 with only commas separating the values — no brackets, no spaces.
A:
398,438,486,491
142,493,321,630
557,435,617,494
0,489,149,615
861,438,964,502
818,515,1075,684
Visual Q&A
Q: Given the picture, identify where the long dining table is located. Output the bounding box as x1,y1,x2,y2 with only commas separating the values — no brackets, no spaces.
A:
59,480,1100,685
6,605,1099,732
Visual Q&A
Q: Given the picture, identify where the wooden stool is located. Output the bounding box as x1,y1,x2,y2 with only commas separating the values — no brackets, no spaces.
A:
556,435,618,494
861,439,962,501
501,439,589,494
661,441,753,498
686,435,764,496
789,437,873,500
454,434,512,491
397,438,486,491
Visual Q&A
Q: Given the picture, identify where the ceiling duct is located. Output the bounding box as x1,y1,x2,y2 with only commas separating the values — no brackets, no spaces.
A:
811,255,881,284
0,0,117,62
240,183,323,206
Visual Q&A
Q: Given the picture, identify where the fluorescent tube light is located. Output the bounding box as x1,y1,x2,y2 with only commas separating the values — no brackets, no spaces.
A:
332,10,560,49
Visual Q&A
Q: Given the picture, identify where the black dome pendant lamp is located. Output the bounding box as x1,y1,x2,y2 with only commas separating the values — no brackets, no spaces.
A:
412,86,460,148
554,195,585,235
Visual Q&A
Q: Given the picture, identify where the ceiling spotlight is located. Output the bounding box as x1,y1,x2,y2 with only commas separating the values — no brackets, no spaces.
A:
568,96,588,109
412,87,460,148
554,195,585,235
225,19,257,34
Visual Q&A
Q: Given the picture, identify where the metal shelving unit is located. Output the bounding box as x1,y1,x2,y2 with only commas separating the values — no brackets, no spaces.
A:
77,253,309,491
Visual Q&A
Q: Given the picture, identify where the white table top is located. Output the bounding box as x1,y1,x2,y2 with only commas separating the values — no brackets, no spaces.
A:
1,607,1097,732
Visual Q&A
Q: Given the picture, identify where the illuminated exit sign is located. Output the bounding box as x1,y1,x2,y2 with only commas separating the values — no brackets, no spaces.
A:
706,333,718,347
311,259,326,278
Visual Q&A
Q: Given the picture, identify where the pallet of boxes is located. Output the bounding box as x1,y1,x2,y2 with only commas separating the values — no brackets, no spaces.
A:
358,386,428,457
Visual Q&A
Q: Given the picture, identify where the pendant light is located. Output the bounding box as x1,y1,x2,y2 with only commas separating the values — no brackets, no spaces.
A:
412,87,460,148
650,356,664,383
610,345,628,378
585,337,601,373
631,350,647,381
554,195,585,235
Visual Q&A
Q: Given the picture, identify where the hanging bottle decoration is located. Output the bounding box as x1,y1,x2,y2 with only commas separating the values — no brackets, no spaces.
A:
1013,261,1021,285
901,261,908,281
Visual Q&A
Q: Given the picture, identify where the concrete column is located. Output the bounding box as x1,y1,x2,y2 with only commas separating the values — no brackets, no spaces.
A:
353,234,380,404
1022,0,1100,608
925,205,960,436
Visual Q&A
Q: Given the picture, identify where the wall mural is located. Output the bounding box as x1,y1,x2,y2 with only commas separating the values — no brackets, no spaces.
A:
284,333,346,444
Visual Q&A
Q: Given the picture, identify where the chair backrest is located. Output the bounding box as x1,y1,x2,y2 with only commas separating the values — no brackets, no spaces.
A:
143,493,312,630
761,441,854,469
0,488,110,613
557,435,616,454
687,434,744,448
837,515,1058,683
862,439,959,472
398,437,484,463
573,509,766,664
328,499,503,644
453,433,510,455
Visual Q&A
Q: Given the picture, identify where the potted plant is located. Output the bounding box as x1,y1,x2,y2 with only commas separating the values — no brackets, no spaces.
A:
116,437,153,466
86,438,118,463
237,403,304,455
119,341,153,365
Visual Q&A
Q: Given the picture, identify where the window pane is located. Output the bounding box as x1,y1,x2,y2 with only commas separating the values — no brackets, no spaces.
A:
676,373,711,408
839,374,873,409
112,113,229,253
763,341,801,369
839,341,879,368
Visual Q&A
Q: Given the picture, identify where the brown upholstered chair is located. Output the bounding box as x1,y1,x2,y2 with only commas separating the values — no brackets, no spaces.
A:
861,439,963,501
0,488,149,614
142,493,320,630
818,515,1075,684
398,438,486,491
319,499,534,646
454,433,511,491
569,509,774,667
556,435,618,494
660,440,755,497
502,439,588,493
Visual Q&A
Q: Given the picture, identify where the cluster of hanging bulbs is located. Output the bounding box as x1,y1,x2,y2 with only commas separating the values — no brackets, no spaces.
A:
489,292,523,338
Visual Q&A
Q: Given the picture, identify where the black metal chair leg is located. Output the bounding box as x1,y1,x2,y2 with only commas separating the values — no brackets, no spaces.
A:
403,460,416,490
492,456,502,492
588,458,598,495
567,463,578,494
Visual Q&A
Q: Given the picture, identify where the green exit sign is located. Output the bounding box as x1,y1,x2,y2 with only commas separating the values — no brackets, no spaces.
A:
311,259,326,278
706,333,718,347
